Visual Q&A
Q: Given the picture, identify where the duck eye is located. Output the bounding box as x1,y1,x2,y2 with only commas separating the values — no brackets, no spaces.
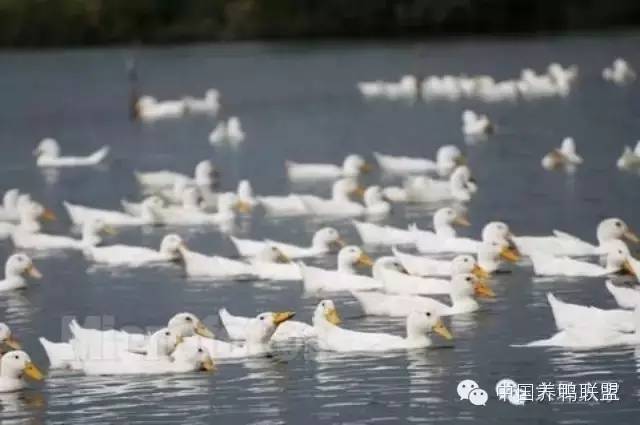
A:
321,302,325,307
616,221,622,227
425,312,431,317
464,258,469,262
198,348,203,353
259,316,264,321
185,317,192,322
165,331,170,336
466,277,472,281
14,355,19,359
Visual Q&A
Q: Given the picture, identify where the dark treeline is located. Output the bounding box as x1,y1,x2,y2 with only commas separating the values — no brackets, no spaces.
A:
1,0,640,47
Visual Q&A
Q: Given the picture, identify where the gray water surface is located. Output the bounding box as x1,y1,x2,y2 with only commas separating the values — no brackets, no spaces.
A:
1,34,640,424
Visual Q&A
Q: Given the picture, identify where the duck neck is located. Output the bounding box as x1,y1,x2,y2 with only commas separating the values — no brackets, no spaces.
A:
449,290,478,312
337,258,357,274
18,213,40,233
477,249,500,273
434,220,456,239
81,227,101,247
405,322,431,346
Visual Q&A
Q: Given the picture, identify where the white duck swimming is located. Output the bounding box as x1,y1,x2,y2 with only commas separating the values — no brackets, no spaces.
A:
462,110,493,137
296,178,365,217
605,280,640,310
157,188,248,226
136,160,217,191
300,183,389,219
85,233,184,267
185,311,295,359
603,58,636,85
514,218,638,257
179,245,256,280
209,117,245,145
286,154,372,180
354,274,494,317
247,246,302,281
0,351,44,392
314,301,452,352
82,336,215,376
392,250,490,278
352,220,416,246
374,145,465,176
0,254,41,292
0,324,21,352
40,312,214,370
64,196,163,227
231,227,344,259
408,207,473,253
219,307,317,341
184,89,220,115
0,198,56,239
12,218,113,251
300,246,380,294
34,138,109,168
517,293,640,349
0,189,20,221
616,141,640,170
541,137,583,170
77,327,182,374
529,239,637,277
383,166,475,203
135,95,186,121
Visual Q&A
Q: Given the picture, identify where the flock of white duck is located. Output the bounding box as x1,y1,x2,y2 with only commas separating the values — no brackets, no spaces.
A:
0,57,638,393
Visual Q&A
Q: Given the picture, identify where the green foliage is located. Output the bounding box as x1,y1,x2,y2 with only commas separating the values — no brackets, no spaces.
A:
0,0,638,46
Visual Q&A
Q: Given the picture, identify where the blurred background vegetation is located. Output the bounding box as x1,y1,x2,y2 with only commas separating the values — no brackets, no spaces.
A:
0,0,639,47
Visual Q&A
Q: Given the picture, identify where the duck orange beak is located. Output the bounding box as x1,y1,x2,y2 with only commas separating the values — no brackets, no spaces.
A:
41,209,56,221
432,320,453,340
357,253,374,267
23,362,44,381
454,215,471,227
500,247,521,262
474,280,495,298
273,311,295,326
325,308,341,325
26,264,42,279
624,230,639,244
472,264,490,279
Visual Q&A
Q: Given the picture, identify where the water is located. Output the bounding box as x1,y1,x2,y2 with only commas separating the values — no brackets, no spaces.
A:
1,34,640,424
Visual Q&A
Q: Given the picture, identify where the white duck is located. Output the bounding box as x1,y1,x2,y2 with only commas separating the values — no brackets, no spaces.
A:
518,302,640,349
120,195,167,217
529,239,637,277
157,189,248,226
513,218,638,257
219,308,317,341
184,89,220,115
392,250,490,279
384,166,475,203
535,292,638,340
247,246,302,281
0,254,41,292
605,280,640,310
82,338,216,376
462,110,493,136
374,145,465,176
64,196,164,227
0,324,21,352
0,189,20,221
603,58,636,85
409,207,473,253
297,178,365,217
0,351,44,392
12,218,113,251
616,141,640,170
209,117,245,145
354,274,494,317
301,183,389,219
300,246,380,294
0,198,56,239
135,160,217,191
231,227,344,259
286,154,371,180
135,95,186,121
179,245,256,280
541,137,583,170
85,233,184,267
77,327,182,374
352,220,416,246
40,312,214,370
34,138,109,168
314,301,452,352
185,311,294,359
